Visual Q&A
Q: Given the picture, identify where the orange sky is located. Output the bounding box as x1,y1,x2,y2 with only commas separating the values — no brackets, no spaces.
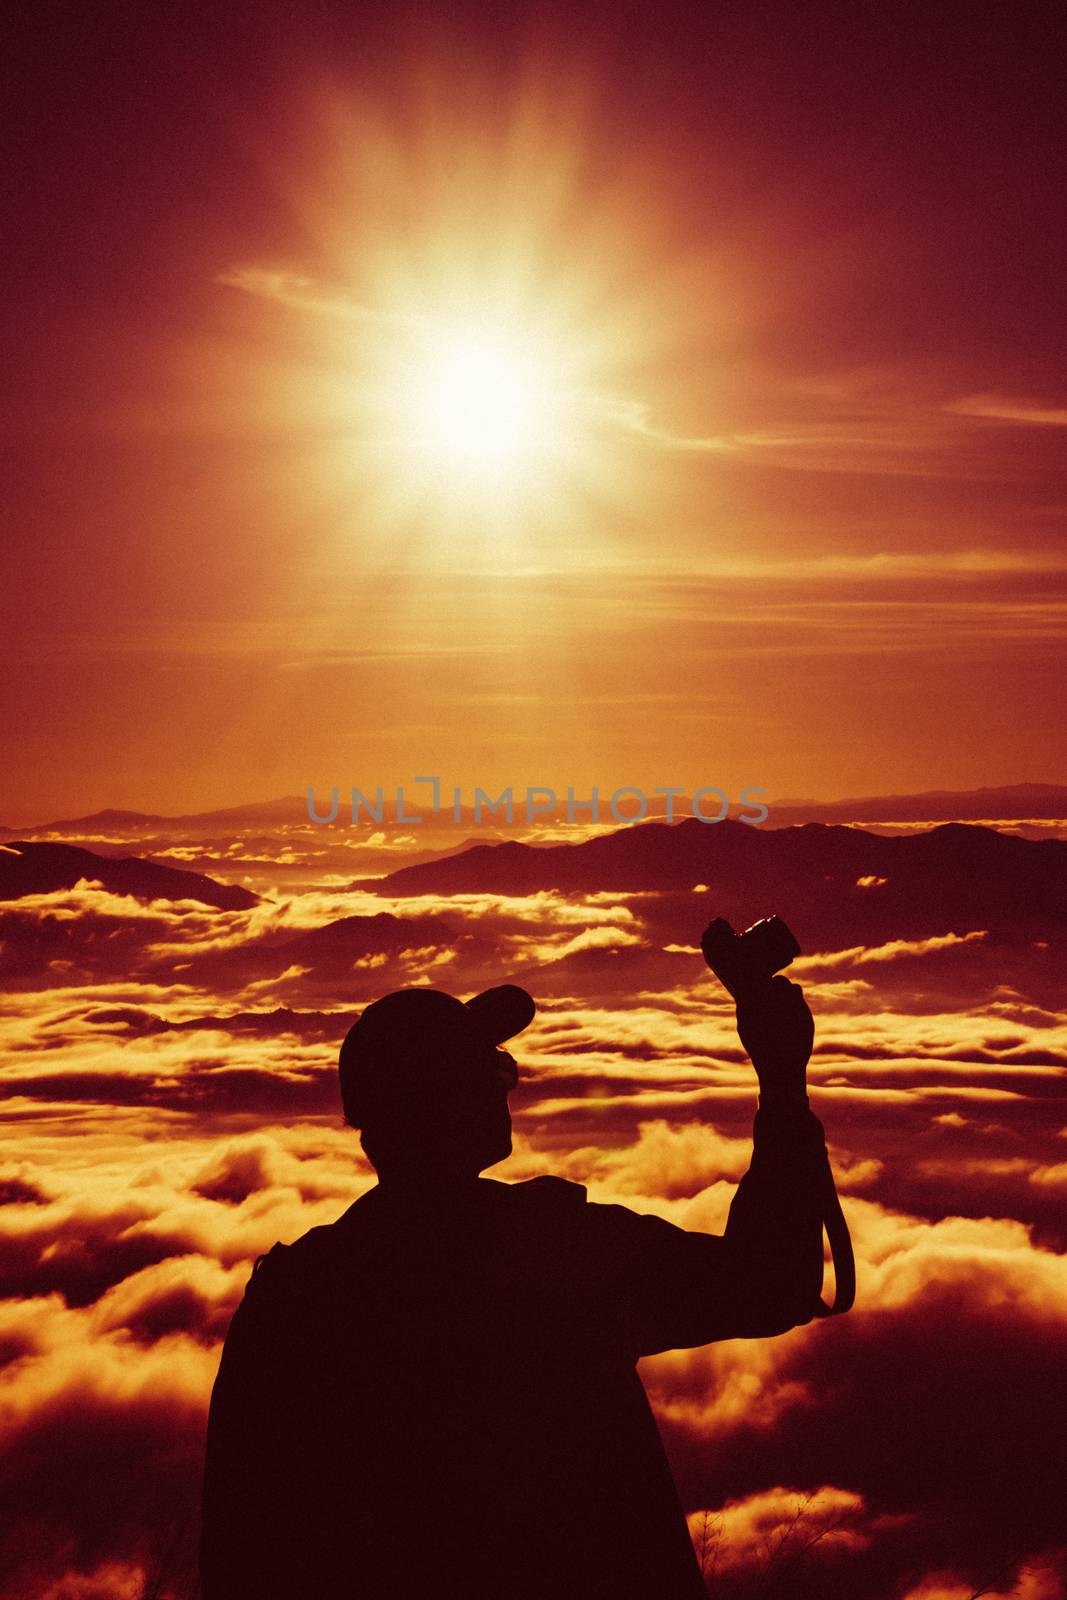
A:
4,1,1066,819
5,13,1067,1591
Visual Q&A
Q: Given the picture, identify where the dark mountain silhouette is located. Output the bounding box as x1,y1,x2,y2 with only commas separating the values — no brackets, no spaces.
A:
0,801,304,835
354,819,1067,954
5,782,1064,839
0,841,259,910
767,781,1067,826
0,807,171,835
82,1005,347,1041
273,912,456,970
169,910,463,998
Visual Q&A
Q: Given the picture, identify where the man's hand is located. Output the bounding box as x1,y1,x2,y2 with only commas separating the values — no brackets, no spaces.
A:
735,976,813,1102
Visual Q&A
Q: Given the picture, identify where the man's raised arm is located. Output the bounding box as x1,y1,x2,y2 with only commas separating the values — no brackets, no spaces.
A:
719,975,835,1336
582,963,850,1356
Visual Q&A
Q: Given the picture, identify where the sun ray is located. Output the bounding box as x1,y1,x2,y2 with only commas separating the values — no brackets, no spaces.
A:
194,55,714,574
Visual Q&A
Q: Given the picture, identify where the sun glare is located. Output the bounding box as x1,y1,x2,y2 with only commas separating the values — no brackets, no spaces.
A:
413,331,547,468
213,67,683,559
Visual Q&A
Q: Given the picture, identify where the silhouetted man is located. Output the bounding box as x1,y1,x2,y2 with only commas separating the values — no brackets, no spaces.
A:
201,964,841,1599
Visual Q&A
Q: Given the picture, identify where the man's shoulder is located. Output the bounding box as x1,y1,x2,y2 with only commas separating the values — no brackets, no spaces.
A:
240,1199,372,1299
506,1174,588,1206
502,1178,670,1255
244,1177,593,1292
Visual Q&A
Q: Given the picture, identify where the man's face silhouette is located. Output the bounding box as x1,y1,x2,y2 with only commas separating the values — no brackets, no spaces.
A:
438,1040,517,1172
362,1040,517,1182
340,987,531,1184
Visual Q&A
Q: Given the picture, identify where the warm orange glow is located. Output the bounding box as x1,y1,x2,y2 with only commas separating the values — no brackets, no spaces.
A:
6,4,1067,1592
365,307,598,532
408,327,553,467
196,64,696,570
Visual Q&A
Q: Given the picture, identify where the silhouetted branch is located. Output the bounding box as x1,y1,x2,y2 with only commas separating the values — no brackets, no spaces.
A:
697,1507,724,1580
749,1493,858,1596
963,1551,1029,1599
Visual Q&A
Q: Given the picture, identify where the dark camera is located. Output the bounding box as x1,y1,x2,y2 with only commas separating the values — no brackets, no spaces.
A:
700,915,802,999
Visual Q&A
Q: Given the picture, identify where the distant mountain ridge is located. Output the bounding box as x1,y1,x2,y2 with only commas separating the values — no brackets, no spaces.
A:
768,781,1067,825
0,799,308,835
352,818,1067,954
5,781,1065,836
2,823,1064,1000
0,842,259,910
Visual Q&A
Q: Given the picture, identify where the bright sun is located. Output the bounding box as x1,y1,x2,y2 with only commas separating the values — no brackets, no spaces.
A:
213,68,682,560
409,327,552,470
348,304,603,556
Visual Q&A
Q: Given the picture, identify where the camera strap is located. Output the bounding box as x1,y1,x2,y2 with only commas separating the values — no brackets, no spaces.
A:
814,1172,856,1316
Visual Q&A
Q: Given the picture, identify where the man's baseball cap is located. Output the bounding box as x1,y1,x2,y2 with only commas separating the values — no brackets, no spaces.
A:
339,984,535,1129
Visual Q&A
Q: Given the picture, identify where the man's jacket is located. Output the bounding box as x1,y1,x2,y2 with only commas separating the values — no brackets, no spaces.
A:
200,1104,835,1600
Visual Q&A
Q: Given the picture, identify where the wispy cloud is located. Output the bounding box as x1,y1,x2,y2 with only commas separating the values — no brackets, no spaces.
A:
215,267,433,332
217,264,736,453
948,394,1067,427
217,267,1067,480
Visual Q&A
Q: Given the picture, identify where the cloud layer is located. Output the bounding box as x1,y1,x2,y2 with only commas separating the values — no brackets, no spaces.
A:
1,822,1065,1598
